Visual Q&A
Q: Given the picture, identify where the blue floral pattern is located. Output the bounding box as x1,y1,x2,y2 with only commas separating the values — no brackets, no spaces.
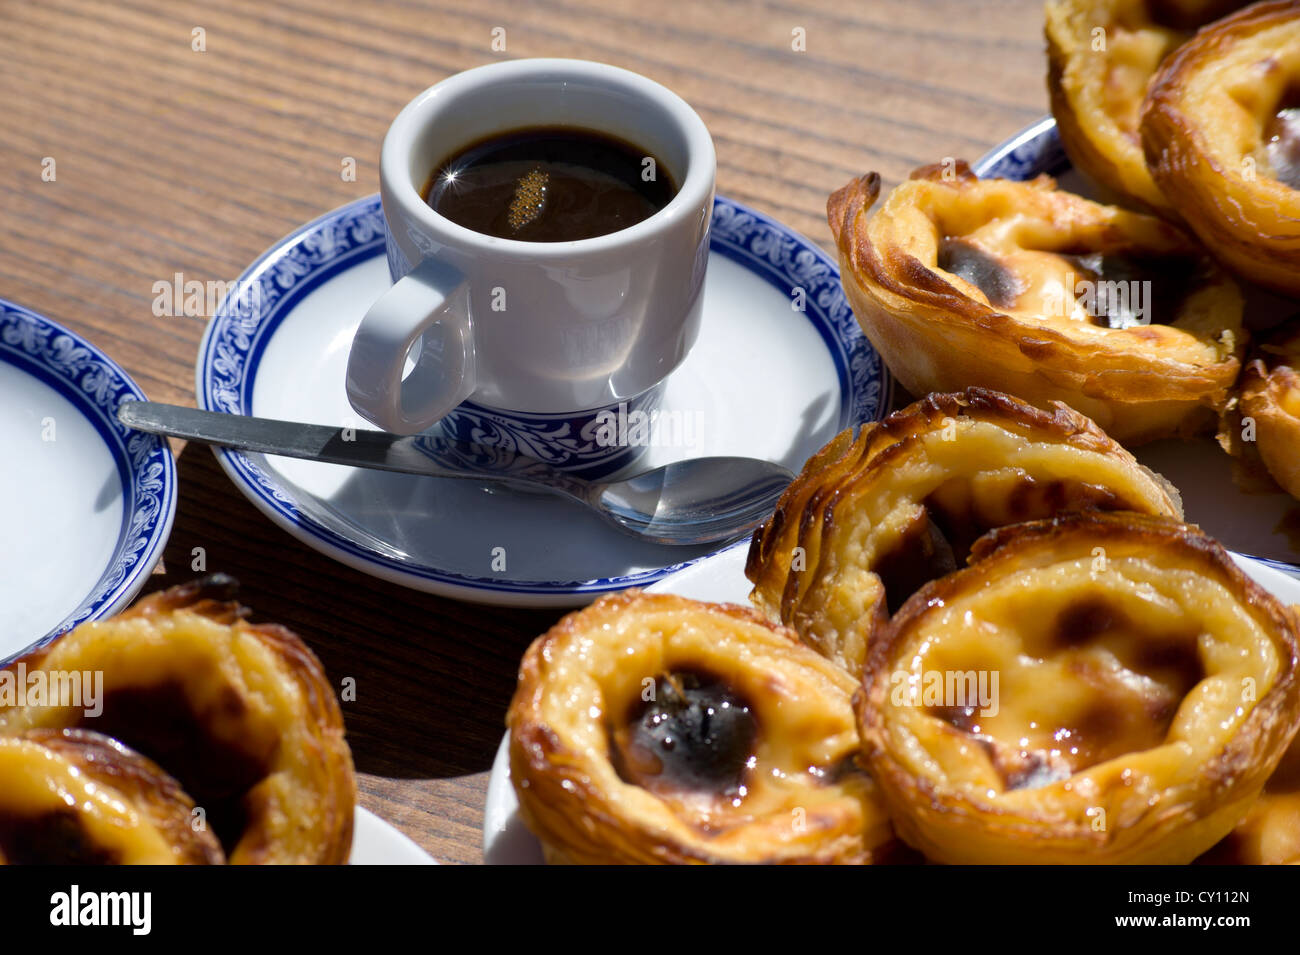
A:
198,194,890,595
0,300,175,661
434,386,664,480
972,116,1068,180
709,201,887,425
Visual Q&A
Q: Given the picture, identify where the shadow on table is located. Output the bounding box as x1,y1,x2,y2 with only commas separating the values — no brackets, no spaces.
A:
142,441,561,781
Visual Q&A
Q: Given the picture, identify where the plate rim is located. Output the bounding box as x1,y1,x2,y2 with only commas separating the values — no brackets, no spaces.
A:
194,193,891,603
971,114,1065,179
0,298,177,662
351,806,439,865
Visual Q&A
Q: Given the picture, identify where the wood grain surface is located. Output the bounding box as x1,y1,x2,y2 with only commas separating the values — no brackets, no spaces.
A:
0,0,1049,863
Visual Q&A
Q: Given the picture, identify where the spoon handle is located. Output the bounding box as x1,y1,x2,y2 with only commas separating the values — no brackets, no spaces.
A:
117,401,593,500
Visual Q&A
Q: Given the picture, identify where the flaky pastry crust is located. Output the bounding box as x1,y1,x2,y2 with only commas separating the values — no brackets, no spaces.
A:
746,389,1182,676
0,576,355,865
1047,0,1249,213
857,512,1300,864
828,163,1245,443
0,729,224,865
1142,1,1300,295
508,590,902,864
1238,323,1300,499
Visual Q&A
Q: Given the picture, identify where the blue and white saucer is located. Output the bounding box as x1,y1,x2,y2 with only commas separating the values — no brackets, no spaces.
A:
0,300,176,663
196,195,891,606
977,119,1300,576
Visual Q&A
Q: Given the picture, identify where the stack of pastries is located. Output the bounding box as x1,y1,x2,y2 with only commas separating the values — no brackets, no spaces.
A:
832,0,1300,497
0,576,356,865
508,390,1300,864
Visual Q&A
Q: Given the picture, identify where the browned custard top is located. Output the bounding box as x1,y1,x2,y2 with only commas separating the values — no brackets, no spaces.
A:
872,475,1126,614
936,230,1215,332
1265,94,1300,188
0,733,212,864
610,670,758,803
925,595,1204,790
937,237,1020,309
1181,21,1300,190
879,544,1284,805
0,809,120,865
77,682,277,853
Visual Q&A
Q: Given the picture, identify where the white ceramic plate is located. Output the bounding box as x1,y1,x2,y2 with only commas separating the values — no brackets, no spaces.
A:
350,807,438,865
976,118,1300,577
0,299,176,664
195,195,890,607
480,541,1300,864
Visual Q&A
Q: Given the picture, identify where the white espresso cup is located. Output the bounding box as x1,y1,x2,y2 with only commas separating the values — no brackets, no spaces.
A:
346,59,715,477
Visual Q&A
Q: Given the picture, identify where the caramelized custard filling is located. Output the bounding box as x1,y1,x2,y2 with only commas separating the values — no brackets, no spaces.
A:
925,595,1206,791
938,231,1210,331
874,476,1126,613
77,683,277,852
1265,97,1300,188
0,810,119,865
610,670,758,802
1057,250,1205,328
937,237,1021,307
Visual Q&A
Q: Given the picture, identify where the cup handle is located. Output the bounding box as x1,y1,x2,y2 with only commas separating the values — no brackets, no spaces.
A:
346,257,476,435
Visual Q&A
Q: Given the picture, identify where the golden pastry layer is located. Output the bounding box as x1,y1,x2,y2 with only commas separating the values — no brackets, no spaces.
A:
1142,1,1300,295
828,163,1244,443
0,576,355,865
746,388,1182,676
508,590,901,864
857,512,1300,864
0,729,224,865
1239,323,1300,499
1047,0,1247,213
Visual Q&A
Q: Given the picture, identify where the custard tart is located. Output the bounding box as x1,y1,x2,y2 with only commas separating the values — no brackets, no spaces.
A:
0,576,356,865
828,163,1245,443
508,590,901,864
1046,0,1249,213
1142,1,1300,296
1239,323,1300,499
746,388,1182,676
857,512,1300,864
0,729,224,865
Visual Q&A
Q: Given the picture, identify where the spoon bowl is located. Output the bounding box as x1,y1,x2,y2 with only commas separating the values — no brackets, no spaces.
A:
591,456,795,545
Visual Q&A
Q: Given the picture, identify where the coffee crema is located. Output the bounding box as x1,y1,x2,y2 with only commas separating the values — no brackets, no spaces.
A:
422,126,677,242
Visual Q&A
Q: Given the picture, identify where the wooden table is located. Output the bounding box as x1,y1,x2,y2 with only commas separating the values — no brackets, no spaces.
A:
0,0,1050,863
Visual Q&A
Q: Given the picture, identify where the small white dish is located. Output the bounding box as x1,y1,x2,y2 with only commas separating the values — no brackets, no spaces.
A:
0,299,176,664
196,195,890,606
480,541,1300,864
977,118,1300,576
350,807,438,865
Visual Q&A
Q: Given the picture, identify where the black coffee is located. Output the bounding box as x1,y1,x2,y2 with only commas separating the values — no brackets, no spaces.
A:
422,126,677,242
